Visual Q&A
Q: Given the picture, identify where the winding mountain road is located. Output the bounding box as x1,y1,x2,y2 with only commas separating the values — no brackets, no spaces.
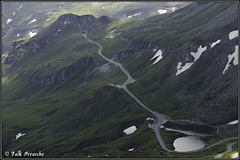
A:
82,33,238,154
82,33,134,86
82,33,171,152
214,141,238,158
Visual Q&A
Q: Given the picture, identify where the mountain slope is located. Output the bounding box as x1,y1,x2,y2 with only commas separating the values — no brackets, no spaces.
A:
2,1,189,53
113,2,238,124
2,2,238,158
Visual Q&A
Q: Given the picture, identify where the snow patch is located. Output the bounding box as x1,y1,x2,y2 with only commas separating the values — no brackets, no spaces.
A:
123,126,137,135
227,120,238,125
17,34,20,37
170,7,176,12
6,19,12,24
13,12,16,15
231,152,238,158
29,31,37,37
106,34,115,39
191,45,207,61
105,29,120,39
128,12,142,18
15,133,25,140
64,21,67,24
222,45,238,74
46,18,50,21
177,62,182,70
151,49,163,64
129,79,136,84
17,5,23,10
58,29,61,32
153,49,156,52
146,117,154,121
176,45,207,76
128,148,134,151
229,30,238,40
28,19,37,24
158,9,167,14
210,39,221,48
176,62,193,76
110,29,116,33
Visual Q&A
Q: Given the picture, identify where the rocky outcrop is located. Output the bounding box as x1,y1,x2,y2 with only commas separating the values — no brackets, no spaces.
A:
3,13,112,69
14,14,111,54
57,14,112,28
113,40,176,62
3,40,25,65
3,38,46,65
22,57,96,87
38,14,112,45
11,40,25,50
21,39,48,54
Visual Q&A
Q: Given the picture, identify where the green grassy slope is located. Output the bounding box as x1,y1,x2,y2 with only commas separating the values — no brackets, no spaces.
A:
110,2,238,123
113,2,237,46
2,1,189,52
2,2,238,158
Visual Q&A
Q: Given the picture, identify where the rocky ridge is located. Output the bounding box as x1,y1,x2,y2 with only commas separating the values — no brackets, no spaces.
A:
21,57,96,87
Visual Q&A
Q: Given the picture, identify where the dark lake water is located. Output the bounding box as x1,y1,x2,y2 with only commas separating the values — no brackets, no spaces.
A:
163,121,215,135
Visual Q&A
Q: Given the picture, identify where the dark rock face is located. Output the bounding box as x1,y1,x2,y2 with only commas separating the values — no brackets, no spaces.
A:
98,15,112,24
21,39,47,54
3,38,47,66
3,40,25,65
22,57,96,87
114,40,175,63
21,14,111,54
43,14,112,40
3,13,112,69
58,14,96,24
3,55,15,65
11,40,25,50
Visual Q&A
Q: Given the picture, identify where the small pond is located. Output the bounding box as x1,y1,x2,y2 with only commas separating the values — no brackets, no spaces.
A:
163,121,214,152
173,136,205,152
